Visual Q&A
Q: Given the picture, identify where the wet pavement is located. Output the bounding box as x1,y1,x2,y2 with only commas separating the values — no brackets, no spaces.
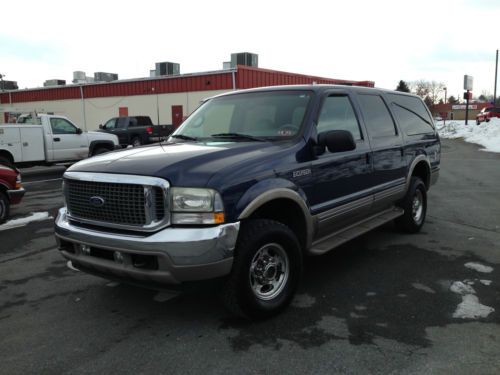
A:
1,139,499,374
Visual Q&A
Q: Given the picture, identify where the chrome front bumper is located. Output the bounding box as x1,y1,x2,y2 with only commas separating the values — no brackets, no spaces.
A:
54,207,240,285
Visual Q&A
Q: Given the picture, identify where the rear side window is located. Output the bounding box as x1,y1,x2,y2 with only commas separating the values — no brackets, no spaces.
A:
317,95,362,140
388,94,434,135
357,94,397,138
116,117,128,129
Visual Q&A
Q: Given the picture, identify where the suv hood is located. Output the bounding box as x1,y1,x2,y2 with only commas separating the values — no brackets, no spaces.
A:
67,141,287,187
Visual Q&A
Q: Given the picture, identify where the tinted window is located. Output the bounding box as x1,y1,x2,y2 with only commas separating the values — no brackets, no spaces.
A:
50,118,77,134
136,116,153,126
116,117,127,129
357,94,396,138
388,94,434,135
317,95,361,140
128,118,138,127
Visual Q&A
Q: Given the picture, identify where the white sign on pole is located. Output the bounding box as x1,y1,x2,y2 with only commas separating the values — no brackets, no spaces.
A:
464,75,473,91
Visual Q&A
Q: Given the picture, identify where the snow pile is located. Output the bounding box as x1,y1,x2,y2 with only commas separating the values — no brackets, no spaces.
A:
437,118,500,153
449,262,495,319
0,212,52,231
450,281,475,295
464,262,493,273
453,294,495,319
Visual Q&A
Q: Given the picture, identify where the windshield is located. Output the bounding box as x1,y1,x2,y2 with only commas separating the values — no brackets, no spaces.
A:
172,90,312,141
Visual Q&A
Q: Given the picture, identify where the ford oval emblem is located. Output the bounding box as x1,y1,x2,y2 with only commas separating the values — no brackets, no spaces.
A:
89,196,105,207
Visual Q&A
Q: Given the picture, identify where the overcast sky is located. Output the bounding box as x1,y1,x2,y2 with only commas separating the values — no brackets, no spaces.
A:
2,0,499,101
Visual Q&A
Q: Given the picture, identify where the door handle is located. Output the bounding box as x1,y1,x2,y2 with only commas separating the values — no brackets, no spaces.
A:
54,138,61,142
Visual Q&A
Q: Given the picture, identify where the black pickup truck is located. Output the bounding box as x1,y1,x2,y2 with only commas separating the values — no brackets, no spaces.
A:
55,85,440,319
97,116,173,147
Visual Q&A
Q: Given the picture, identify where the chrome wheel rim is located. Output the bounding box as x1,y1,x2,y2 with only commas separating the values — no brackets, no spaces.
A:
132,139,141,147
249,243,289,301
412,190,424,224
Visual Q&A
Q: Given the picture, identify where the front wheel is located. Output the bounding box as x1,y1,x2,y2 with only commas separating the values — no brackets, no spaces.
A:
221,219,302,319
395,177,427,233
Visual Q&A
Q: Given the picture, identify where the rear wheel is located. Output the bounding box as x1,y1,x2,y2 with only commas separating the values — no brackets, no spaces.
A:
131,137,142,147
0,191,10,224
221,219,302,319
91,147,109,156
395,177,427,233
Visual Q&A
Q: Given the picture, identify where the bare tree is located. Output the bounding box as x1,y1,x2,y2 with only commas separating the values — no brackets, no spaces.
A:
410,80,430,99
409,80,446,106
428,81,446,105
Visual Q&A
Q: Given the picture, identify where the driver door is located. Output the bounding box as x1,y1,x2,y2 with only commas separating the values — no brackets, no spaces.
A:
49,117,88,161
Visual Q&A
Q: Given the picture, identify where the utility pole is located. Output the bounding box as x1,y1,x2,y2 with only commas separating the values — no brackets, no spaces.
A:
443,87,447,126
0,73,4,92
494,49,498,106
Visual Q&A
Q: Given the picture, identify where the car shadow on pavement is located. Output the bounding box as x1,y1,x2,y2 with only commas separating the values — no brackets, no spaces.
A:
218,234,499,352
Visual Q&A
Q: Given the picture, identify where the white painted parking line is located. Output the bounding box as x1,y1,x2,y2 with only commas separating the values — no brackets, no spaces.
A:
0,212,53,231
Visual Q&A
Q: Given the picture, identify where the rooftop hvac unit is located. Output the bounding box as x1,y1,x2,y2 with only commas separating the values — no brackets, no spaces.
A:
230,52,258,68
94,72,119,82
44,79,66,87
155,62,180,76
73,71,86,81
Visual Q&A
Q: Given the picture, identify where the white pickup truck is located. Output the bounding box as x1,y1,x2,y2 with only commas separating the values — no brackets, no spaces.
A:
0,114,119,167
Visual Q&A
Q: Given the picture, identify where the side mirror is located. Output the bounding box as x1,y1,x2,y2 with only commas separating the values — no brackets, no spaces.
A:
99,124,103,129
76,128,83,135
318,130,356,153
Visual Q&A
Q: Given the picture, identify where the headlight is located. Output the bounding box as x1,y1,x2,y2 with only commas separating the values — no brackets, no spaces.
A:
171,188,224,225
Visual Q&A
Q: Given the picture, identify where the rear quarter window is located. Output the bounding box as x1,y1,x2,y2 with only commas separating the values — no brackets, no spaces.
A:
136,116,153,126
388,94,434,136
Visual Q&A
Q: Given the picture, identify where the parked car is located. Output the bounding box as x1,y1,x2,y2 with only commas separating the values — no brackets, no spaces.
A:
97,116,173,147
0,163,25,223
476,107,500,125
0,114,120,168
55,85,440,319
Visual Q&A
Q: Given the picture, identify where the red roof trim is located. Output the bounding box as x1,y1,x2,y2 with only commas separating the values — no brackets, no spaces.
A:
0,67,374,104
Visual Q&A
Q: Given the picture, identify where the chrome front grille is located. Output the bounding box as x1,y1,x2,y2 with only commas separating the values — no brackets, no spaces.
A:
64,172,170,231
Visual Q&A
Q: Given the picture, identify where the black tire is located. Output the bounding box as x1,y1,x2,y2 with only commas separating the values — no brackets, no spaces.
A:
131,137,142,147
395,177,427,233
0,155,14,168
0,191,10,224
91,147,109,156
221,219,302,319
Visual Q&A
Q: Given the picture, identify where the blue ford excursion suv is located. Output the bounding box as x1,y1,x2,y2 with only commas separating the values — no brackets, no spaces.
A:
55,85,440,319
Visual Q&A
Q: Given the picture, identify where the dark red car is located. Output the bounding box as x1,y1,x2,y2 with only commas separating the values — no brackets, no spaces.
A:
0,164,25,223
476,107,500,125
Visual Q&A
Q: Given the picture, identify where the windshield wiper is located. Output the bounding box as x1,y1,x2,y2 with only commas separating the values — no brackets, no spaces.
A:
170,134,198,141
210,133,265,142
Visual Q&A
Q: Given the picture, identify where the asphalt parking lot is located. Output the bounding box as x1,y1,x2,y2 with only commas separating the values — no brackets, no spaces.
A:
1,138,499,374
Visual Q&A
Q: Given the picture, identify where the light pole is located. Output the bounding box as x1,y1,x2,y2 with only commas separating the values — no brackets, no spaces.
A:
0,73,4,92
443,87,447,126
494,49,498,106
